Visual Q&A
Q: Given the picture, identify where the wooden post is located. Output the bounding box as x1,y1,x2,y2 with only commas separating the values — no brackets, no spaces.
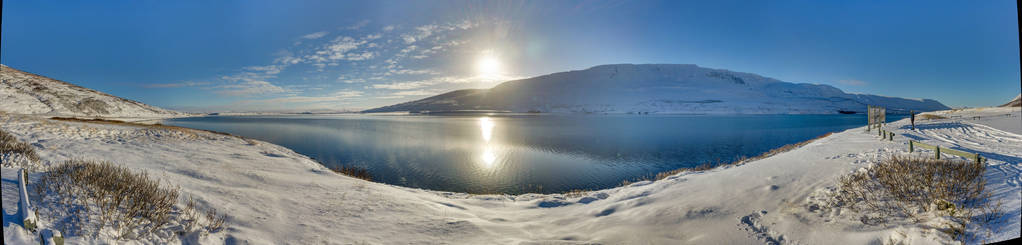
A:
935,146,941,159
975,154,982,164
909,141,914,152
18,169,37,232
866,105,871,131
910,110,915,130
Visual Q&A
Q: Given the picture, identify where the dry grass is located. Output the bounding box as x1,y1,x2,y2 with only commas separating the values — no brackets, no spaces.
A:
34,159,229,239
651,132,834,181
1,128,39,162
832,156,1004,243
37,159,178,239
919,114,949,120
49,116,233,136
563,189,591,198
330,165,373,181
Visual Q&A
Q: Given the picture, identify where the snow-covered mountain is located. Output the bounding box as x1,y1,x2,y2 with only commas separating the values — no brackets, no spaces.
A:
365,64,950,114
1001,94,1021,107
1,64,184,118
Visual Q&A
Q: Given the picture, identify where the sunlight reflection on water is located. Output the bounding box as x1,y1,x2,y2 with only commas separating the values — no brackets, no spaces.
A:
164,114,900,194
478,117,499,170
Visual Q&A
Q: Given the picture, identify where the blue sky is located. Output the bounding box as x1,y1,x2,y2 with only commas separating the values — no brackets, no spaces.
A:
2,0,1018,111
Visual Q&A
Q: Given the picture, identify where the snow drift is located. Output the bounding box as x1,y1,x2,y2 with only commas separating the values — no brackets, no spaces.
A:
0,64,184,118
365,64,950,114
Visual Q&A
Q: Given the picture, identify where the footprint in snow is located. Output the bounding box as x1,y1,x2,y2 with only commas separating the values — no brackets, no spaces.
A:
738,210,786,245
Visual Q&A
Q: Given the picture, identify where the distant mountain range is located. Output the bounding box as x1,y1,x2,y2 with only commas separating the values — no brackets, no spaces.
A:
365,64,950,114
1,64,184,118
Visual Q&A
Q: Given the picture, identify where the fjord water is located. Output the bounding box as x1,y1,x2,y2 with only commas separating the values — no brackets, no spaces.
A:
164,114,903,194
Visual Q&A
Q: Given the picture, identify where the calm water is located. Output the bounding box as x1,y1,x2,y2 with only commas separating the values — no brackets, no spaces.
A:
164,114,905,194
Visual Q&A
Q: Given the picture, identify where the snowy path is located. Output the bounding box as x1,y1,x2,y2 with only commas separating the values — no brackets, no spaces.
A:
2,113,1019,244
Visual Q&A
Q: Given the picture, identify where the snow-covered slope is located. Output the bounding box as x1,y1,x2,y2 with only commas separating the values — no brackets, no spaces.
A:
1002,94,1021,107
1,64,184,118
365,64,950,114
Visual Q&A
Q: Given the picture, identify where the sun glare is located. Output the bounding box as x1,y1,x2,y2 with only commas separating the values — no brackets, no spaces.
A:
475,52,502,79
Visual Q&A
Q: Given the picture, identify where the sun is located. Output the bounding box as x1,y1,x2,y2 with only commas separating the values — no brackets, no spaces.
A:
475,52,502,79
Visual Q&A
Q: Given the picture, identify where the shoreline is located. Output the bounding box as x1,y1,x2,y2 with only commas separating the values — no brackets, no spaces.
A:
3,109,1019,244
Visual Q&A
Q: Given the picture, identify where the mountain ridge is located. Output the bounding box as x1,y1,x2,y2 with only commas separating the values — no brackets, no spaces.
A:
365,64,950,114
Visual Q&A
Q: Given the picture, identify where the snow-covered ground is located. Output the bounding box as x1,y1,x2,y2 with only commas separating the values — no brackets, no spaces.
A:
2,108,1019,244
921,106,1022,135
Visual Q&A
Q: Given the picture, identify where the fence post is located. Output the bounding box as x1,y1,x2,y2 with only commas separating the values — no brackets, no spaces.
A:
889,132,894,141
975,154,982,164
935,146,941,159
18,168,37,232
909,141,914,152
910,110,915,130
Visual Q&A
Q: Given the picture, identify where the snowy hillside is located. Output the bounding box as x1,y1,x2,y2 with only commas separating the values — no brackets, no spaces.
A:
365,64,950,114
1,64,185,118
1002,94,1021,107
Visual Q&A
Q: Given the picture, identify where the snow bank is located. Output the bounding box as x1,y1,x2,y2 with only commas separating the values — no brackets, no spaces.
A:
2,111,1019,244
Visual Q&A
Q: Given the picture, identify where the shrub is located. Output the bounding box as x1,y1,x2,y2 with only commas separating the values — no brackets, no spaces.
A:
35,160,229,239
0,128,39,162
38,160,178,238
330,165,373,181
832,156,1003,243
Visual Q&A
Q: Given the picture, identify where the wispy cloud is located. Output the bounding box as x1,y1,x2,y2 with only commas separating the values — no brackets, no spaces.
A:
236,89,362,104
173,19,504,110
371,76,483,90
347,20,370,30
215,80,290,96
145,81,211,88
301,31,329,40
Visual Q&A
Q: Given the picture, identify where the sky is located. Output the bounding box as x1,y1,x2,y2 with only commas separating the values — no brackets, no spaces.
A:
2,0,1019,112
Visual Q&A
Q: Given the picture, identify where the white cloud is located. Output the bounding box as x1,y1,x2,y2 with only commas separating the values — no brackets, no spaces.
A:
340,78,367,83
389,69,435,75
383,25,395,32
348,20,370,30
333,90,364,97
301,31,329,40
400,24,439,44
244,65,282,74
346,52,375,61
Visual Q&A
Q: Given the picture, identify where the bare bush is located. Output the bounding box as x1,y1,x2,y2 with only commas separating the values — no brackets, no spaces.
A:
38,160,179,239
204,208,227,232
833,156,1003,243
1,128,39,162
330,165,373,181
